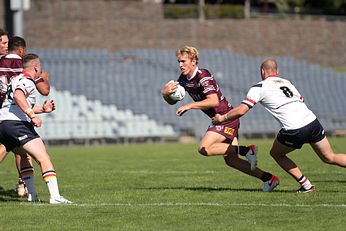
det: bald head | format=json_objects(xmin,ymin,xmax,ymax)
[{"xmin": 261, "ymin": 59, "xmax": 278, "ymax": 79}]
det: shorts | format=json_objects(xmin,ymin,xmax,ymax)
[
  {"xmin": 277, "ymin": 119, "xmax": 326, "ymax": 149},
  {"xmin": 0, "ymin": 120, "xmax": 39, "ymax": 152},
  {"xmin": 207, "ymin": 118, "xmax": 240, "ymax": 141}
]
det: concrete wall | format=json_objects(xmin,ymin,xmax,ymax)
[{"xmin": 0, "ymin": 0, "xmax": 345, "ymax": 68}]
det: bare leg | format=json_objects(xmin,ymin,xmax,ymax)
[
  {"xmin": 21, "ymin": 138, "xmax": 71, "ymax": 204},
  {"xmin": 0, "ymin": 144, "xmax": 8, "ymax": 163},
  {"xmin": 270, "ymin": 138, "xmax": 301, "ymax": 180},
  {"xmin": 198, "ymin": 131, "xmax": 269, "ymax": 179},
  {"xmin": 310, "ymin": 137, "xmax": 346, "ymax": 167},
  {"xmin": 21, "ymin": 138, "xmax": 54, "ymax": 173}
]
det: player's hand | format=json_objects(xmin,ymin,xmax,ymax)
[
  {"xmin": 42, "ymin": 100, "xmax": 56, "ymax": 113},
  {"xmin": 31, "ymin": 117, "xmax": 42, "ymax": 127},
  {"xmin": 211, "ymin": 113, "xmax": 224, "ymax": 125},
  {"xmin": 40, "ymin": 71, "xmax": 49, "ymax": 82},
  {"xmin": 176, "ymin": 104, "xmax": 191, "ymax": 116},
  {"xmin": 161, "ymin": 80, "xmax": 179, "ymax": 96}
]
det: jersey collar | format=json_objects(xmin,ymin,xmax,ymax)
[
  {"xmin": 5, "ymin": 53, "xmax": 22, "ymax": 59},
  {"xmin": 187, "ymin": 66, "xmax": 198, "ymax": 80},
  {"xmin": 267, "ymin": 74, "xmax": 279, "ymax": 78},
  {"xmin": 22, "ymin": 71, "xmax": 35, "ymax": 80}
]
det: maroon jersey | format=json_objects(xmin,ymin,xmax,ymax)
[
  {"xmin": 0, "ymin": 54, "xmax": 23, "ymax": 105},
  {"xmin": 177, "ymin": 68, "xmax": 234, "ymax": 118}
]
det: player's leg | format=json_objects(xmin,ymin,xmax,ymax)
[
  {"xmin": 14, "ymin": 151, "xmax": 28, "ymax": 197},
  {"xmin": 13, "ymin": 148, "xmax": 37, "ymax": 200},
  {"xmin": 270, "ymin": 138, "xmax": 314, "ymax": 192},
  {"xmin": 198, "ymin": 131, "xmax": 235, "ymax": 156},
  {"xmin": 310, "ymin": 137, "xmax": 346, "ymax": 167},
  {"xmin": 21, "ymin": 138, "xmax": 71, "ymax": 204},
  {"xmin": 0, "ymin": 143, "xmax": 8, "ymax": 162},
  {"xmin": 199, "ymin": 131, "xmax": 279, "ymax": 191}
]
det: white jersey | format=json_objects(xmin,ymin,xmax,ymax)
[
  {"xmin": 242, "ymin": 76, "xmax": 316, "ymax": 130},
  {"xmin": 0, "ymin": 73, "xmax": 37, "ymax": 122}
]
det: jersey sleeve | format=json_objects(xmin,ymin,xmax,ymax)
[
  {"xmin": 199, "ymin": 71, "xmax": 217, "ymax": 96},
  {"xmin": 241, "ymin": 83, "xmax": 262, "ymax": 108},
  {"xmin": 13, "ymin": 78, "xmax": 35, "ymax": 96}
]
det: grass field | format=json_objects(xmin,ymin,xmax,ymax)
[{"xmin": 0, "ymin": 137, "xmax": 346, "ymax": 230}]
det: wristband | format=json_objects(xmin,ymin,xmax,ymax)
[{"xmin": 25, "ymin": 108, "xmax": 37, "ymax": 119}]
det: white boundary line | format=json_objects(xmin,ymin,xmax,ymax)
[{"xmin": 21, "ymin": 202, "xmax": 346, "ymax": 208}]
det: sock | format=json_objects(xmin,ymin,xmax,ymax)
[
  {"xmin": 297, "ymin": 175, "xmax": 313, "ymax": 190},
  {"xmin": 20, "ymin": 166, "xmax": 37, "ymax": 196},
  {"xmin": 42, "ymin": 170, "xmax": 61, "ymax": 199},
  {"xmin": 237, "ymin": 146, "xmax": 250, "ymax": 156},
  {"xmin": 260, "ymin": 172, "xmax": 273, "ymax": 182}
]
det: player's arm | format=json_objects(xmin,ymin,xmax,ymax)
[
  {"xmin": 212, "ymin": 103, "xmax": 250, "ymax": 125},
  {"xmin": 35, "ymin": 71, "xmax": 50, "ymax": 96},
  {"xmin": 13, "ymin": 89, "xmax": 42, "ymax": 127},
  {"xmin": 161, "ymin": 80, "xmax": 179, "ymax": 105},
  {"xmin": 33, "ymin": 100, "xmax": 56, "ymax": 114},
  {"xmin": 176, "ymin": 93, "xmax": 218, "ymax": 116}
]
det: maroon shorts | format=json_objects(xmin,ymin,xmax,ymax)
[{"xmin": 207, "ymin": 119, "xmax": 240, "ymax": 141}]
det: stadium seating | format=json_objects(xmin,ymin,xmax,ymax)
[
  {"xmin": 35, "ymin": 87, "xmax": 176, "ymax": 141},
  {"xmin": 31, "ymin": 48, "xmax": 346, "ymax": 140}
]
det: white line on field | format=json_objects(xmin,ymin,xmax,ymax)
[{"xmin": 23, "ymin": 202, "xmax": 346, "ymax": 208}]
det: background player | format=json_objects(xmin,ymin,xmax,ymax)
[
  {"xmin": 162, "ymin": 46, "xmax": 279, "ymax": 192},
  {"xmin": 212, "ymin": 58, "xmax": 346, "ymax": 192},
  {"xmin": 0, "ymin": 53, "xmax": 71, "ymax": 204},
  {"xmin": 0, "ymin": 35, "xmax": 51, "ymax": 197}
]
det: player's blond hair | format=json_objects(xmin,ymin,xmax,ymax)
[{"xmin": 176, "ymin": 46, "xmax": 199, "ymax": 64}]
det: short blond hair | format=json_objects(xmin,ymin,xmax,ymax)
[{"xmin": 176, "ymin": 45, "xmax": 199, "ymax": 64}]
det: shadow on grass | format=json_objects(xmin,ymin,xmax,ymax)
[
  {"xmin": 140, "ymin": 186, "xmax": 294, "ymax": 193},
  {"xmin": 0, "ymin": 186, "xmax": 22, "ymax": 202}
]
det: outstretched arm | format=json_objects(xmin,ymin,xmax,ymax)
[
  {"xmin": 33, "ymin": 100, "xmax": 56, "ymax": 114},
  {"xmin": 212, "ymin": 103, "xmax": 250, "ymax": 124},
  {"xmin": 176, "ymin": 93, "xmax": 219, "ymax": 116}
]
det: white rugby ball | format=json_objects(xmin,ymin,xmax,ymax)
[{"xmin": 169, "ymin": 85, "xmax": 186, "ymax": 101}]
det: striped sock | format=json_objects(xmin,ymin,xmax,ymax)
[
  {"xmin": 20, "ymin": 166, "xmax": 36, "ymax": 196},
  {"xmin": 297, "ymin": 175, "xmax": 313, "ymax": 190},
  {"xmin": 42, "ymin": 170, "xmax": 60, "ymax": 199}
]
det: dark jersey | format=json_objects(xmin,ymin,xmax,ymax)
[
  {"xmin": 0, "ymin": 54, "xmax": 23, "ymax": 104},
  {"xmin": 177, "ymin": 68, "xmax": 235, "ymax": 118}
]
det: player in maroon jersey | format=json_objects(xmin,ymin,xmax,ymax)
[
  {"xmin": 0, "ymin": 29, "xmax": 10, "ymax": 169},
  {"xmin": 0, "ymin": 35, "xmax": 51, "ymax": 197},
  {"xmin": 162, "ymin": 46, "xmax": 279, "ymax": 192},
  {"xmin": 0, "ymin": 29, "xmax": 9, "ymax": 58}
]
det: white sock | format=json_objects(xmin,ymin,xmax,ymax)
[
  {"xmin": 298, "ymin": 175, "xmax": 313, "ymax": 190},
  {"xmin": 42, "ymin": 170, "xmax": 61, "ymax": 199}
]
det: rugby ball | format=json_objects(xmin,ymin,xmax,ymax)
[{"xmin": 169, "ymin": 85, "xmax": 185, "ymax": 101}]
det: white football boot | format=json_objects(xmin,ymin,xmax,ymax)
[{"xmin": 49, "ymin": 196, "xmax": 72, "ymax": 205}]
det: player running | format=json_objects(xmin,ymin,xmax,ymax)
[
  {"xmin": 212, "ymin": 58, "xmax": 346, "ymax": 192},
  {"xmin": 161, "ymin": 46, "xmax": 279, "ymax": 192}
]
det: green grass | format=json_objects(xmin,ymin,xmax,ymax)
[{"xmin": 1, "ymin": 138, "xmax": 346, "ymax": 230}]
